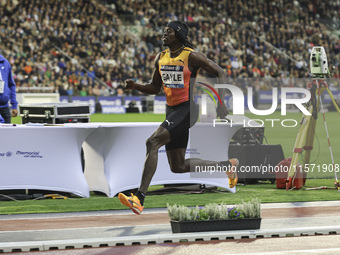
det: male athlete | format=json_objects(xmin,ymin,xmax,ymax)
[{"xmin": 118, "ymin": 21, "xmax": 239, "ymax": 215}]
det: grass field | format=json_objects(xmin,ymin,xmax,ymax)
[{"xmin": 4, "ymin": 111, "xmax": 340, "ymax": 215}]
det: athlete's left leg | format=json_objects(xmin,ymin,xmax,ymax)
[{"xmin": 166, "ymin": 148, "xmax": 238, "ymax": 176}]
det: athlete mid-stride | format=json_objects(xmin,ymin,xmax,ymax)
[{"xmin": 118, "ymin": 21, "xmax": 239, "ymax": 215}]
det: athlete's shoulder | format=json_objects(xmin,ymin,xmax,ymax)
[
  {"xmin": 188, "ymin": 50, "xmax": 209, "ymax": 69},
  {"xmin": 188, "ymin": 50, "xmax": 206, "ymax": 60},
  {"xmin": 159, "ymin": 49, "xmax": 169, "ymax": 58},
  {"xmin": 183, "ymin": 47, "xmax": 195, "ymax": 53},
  {"xmin": 161, "ymin": 49, "xmax": 170, "ymax": 55}
]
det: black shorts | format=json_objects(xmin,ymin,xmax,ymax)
[{"xmin": 160, "ymin": 101, "xmax": 198, "ymax": 150}]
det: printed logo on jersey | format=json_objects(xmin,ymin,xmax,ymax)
[{"xmin": 160, "ymin": 65, "xmax": 184, "ymax": 88}]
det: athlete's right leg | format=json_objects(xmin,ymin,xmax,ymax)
[
  {"xmin": 139, "ymin": 126, "xmax": 170, "ymax": 193},
  {"xmin": 118, "ymin": 126, "xmax": 170, "ymax": 214}
]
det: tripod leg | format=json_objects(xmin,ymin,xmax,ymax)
[
  {"xmin": 322, "ymin": 87, "xmax": 340, "ymax": 189},
  {"xmin": 303, "ymin": 84, "xmax": 320, "ymax": 169},
  {"xmin": 301, "ymin": 114, "xmax": 317, "ymax": 183},
  {"xmin": 287, "ymin": 108, "xmax": 314, "ymax": 190}
]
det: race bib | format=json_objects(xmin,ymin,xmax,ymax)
[{"xmin": 160, "ymin": 65, "xmax": 184, "ymax": 88}]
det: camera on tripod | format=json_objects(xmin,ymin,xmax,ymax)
[{"xmin": 310, "ymin": 46, "xmax": 329, "ymax": 75}]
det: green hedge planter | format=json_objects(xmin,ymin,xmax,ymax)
[{"xmin": 170, "ymin": 218, "xmax": 262, "ymax": 233}]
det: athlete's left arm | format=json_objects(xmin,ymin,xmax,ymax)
[{"xmin": 188, "ymin": 51, "xmax": 229, "ymax": 118}]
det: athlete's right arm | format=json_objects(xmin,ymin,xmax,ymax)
[{"xmin": 124, "ymin": 53, "xmax": 162, "ymax": 94}]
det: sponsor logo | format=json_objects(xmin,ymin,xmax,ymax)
[
  {"xmin": 161, "ymin": 65, "xmax": 183, "ymax": 71},
  {"xmin": 165, "ymin": 120, "xmax": 173, "ymax": 126},
  {"xmin": 164, "ymin": 83, "xmax": 184, "ymax": 88},
  {"xmin": 0, "ymin": 151, "xmax": 13, "ymax": 157},
  {"xmin": 16, "ymin": 151, "xmax": 43, "ymax": 158},
  {"xmin": 186, "ymin": 148, "xmax": 200, "ymax": 155},
  {"xmin": 158, "ymin": 148, "xmax": 200, "ymax": 155}
]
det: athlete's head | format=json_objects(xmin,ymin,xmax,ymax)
[{"xmin": 163, "ymin": 20, "xmax": 193, "ymax": 48}]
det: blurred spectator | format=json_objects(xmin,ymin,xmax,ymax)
[
  {"xmin": 100, "ymin": 85, "xmax": 110, "ymax": 97},
  {"xmin": 92, "ymin": 83, "xmax": 101, "ymax": 97},
  {"xmin": 0, "ymin": 0, "xmax": 339, "ymax": 97},
  {"xmin": 79, "ymin": 86, "xmax": 88, "ymax": 96}
]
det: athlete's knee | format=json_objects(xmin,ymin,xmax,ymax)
[
  {"xmin": 146, "ymin": 136, "xmax": 162, "ymax": 152},
  {"xmin": 169, "ymin": 162, "xmax": 187, "ymax": 173},
  {"xmin": 146, "ymin": 128, "xmax": 170, "ymax": 151}
]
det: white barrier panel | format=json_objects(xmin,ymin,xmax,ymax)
[
  {"xmin": 83, "ymin": 122, "xmax": 242, "ymax": 197},
  {"xmin": 0, "ymin": 122, "xmax": 241, "ymax": 197},
  {"xmin": 0, "ymin": 123, "xmax": 97, "ymax": 197},
  {"xmin": 17, "ymin": 93, "xmax": 60, "ymax": 104}
]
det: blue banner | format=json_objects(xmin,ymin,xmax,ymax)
[
  {"xmin": 125, "ymin": 96, "xmax": 142, "ymax": 113},
  {"xmin": 60, "ymin": 96, "xmax": 126, "ymax": 114},
  {"xmin": 98, "ymin": 96, "xmax": 125, "ymax": 114},
  {"xmin": 69, "ymin": 96, "xmax": 96, "ymax": 113},
  {"xmin": 60, "ymin": 96, "xmax": 70, "ymax": 103},
  {"xmin": 323, "ymin": 90, "xmax": 340, "ymax": 104},
  {"xmin": 258, "ymin": 90, "xmax": 308, "ymax": 104},
  {"xmin": 153, "ymin": 96, "xmax": 166, "ymax": 114}
]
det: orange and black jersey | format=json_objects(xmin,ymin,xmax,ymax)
[{"xmin": 158, "ymin": 47, "xmax": 200, "ymax": 106}]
